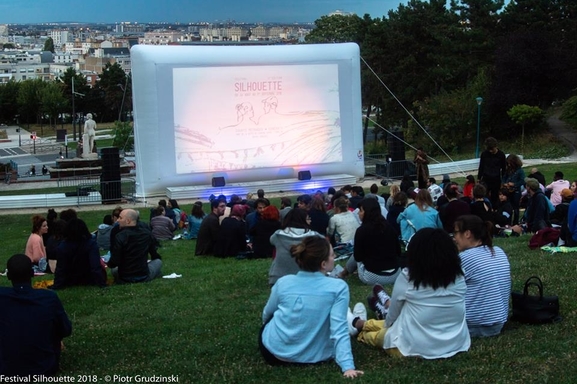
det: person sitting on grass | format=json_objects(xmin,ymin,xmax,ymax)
[
  {"xmin": 348, "ymin": 228, "xmax": 470, "ymax": 359},
  {"xmin": 195, "ymin": 199, "xmax": 226, "ymax": 256},
  {"xmin": 327, "ymin": 197, "xmax": 360, "ymax": 245},
  {"xmin": 52, "ymin": 218, "xmax": 106, "ymax": 289},
  {"xmin": 25, "ymin": 214, "xmax": 48, "ymax": 270},
  {"xmin": 185, "ymin": 201, "xmax": 206, "ymax": 240},
  {"xmin": 0, "ymin": 254, "xmax": 72, "ymax": 375},
  {"xmin": 214, "ymin": 204, "xmax": 249, "ymax": 258},
  {"xmin": 96, "ymin": 214, "xmax": 114, "ymax": 251},
  {"xmin": 260, "ymin": 237, "xmax": 364, "ymax": 379},
  {"xmin": 109, "ymin": 209, "xmax": 162, "ymax": 284},
  {"xmin": 512, "ymin": 178, "xmax": 551, "ymax": 235},
  {"xmin": 150, "ymin": 205, "xmax": 176, "ymax": 240},
  {"xmin": 339, "ymin": 198, "xmax": 400, "ymax": 286},
  {"xmin": 268, "ymin": 209, "xmax": 323, "ymax": 286},
  {"xmin": 250, "ymin": 205, "xmax": 281, "ymax": 259},
  {"xmin": 453, "ymin": 215, "xmax": 511, "ymax": 337}
]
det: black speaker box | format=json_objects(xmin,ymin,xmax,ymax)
[
  {"xmin": 298, "ymin": 171, "xmax": 312, "ymax": 180},
  {"xmin": 212, "ymin": 177, "xmax": 225, "ymax": 187},
  {"xmin": 100, "ymin": 180, "xmax": 121, "ymax": 202},
  {"xmin": 388, "ymin": 132, "xmax": 405, "ymax": 161}
]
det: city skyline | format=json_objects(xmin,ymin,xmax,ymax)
[{"xmin": 0, "ymin": 0, "xmax": 407, "ymax": 24}]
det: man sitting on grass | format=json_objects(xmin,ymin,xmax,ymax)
[
  {"xmin": 195, "ymin": 199, "xmax": 227, "ymax": 255},
  {"xmin": 0, "ymin": 254, "xmax": 72, "ymax": 375},
  {"xmin": 109, "ymin": 209, "xmax": 162, "ymax": 283}
]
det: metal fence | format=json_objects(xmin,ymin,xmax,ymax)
[
  {"xmin": 59, "ymin": 176, "xmax": 136, "ymax": 205},
  {"xmin": 365, "ymin": 154, "xmax": 416, "ymax": 181}
]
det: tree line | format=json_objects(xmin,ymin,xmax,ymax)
[
  {"xmin": 0, "ymin": 62, "xmax": 131, "ymax": 129},
  {"xmin": 305, "ymin": 0, "xmax": 577, "ymax": 154}
]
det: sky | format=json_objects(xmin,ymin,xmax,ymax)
[{"xmin": 0, "ymin": 0, "xmax": 408, "ymax": 24}]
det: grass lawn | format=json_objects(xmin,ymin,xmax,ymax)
[{"xmin": 0, "ymin": 165, "xmax": 576, "ymax": 382}]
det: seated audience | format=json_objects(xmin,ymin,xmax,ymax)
[
  {"xmin": 246, "ymin": 198, "xmax": 269, "ymax": 233},
  {"xmin": 168, "ymin": 199, "xmax": 186, "ymax": 228},
  {"xmin": 349, "ymin": 228, "xmax": 470, "ymax": 358},
  {"xmin": 492, "ymin": 188, "xmax": 513, "ymax": 228},
  {"xmin": 185, "ymin": 201, "xmax": 206, "ymax": 239},
  {"xmin": 349, "ymin": 186, "xmax": 364, "ymax": 209},
  {"xmin": 502, "ymin": 154, "xmax": 525, "ymax": 224},
  {"xmin": 546, "ymin": 171, "xmax": 570, "ymax": 206},
  {"xmin": 53, "ymin": 218, "xmax": 106, "ymax": 289},
  {"xmin": 25, "ymin": 215, "xmax": 48, "ymax": 269},
  {"xmin": 0, "ymin": 254, "xmax": 72, "ymax": 375},
  {"xmin": 386, "ymin": 192, "xmax": 408, "ymax": 237},
  {"xmin": 427, "ymin": 177, "xmax": 443, "ymax": 205},
  {"xmin": 59, "ymin": 208, "xmax": 77, "ymax": 222},
  {"xmin": 43, "ymin": 208, "xmax": 58, "ymax": 245},
  {"xmin": 462, "ymin": 175, "xmax": 476, "ymax": 202},
  {"xmin": 399, "ymin": 172, "xmax": 414, "ymax": 196},
  {"xmin": 308, "ymin": 196, "xmax": 330, "ymax": 236},
  {"xmin": 439, "ymin": 183, "xmax": 470, "ymax": 234},
  {"xmin": 398, "ymin": 189, "xmax": 443, "ymax": 242},
  {"xmin": 214, "ymin": 204, "xmax": 249, "ymax": 258},
  {"xmin": 96, "ymin": 214, "xmax": 114, "ymax": 250},
  {"xmin": 365, "ymin": 183, "xmax": 386, "ymax": 206},
  {"xmin": 109, "ymin": 206, "xmax": 124, "ymax": 250},
  {"xmin": 109, "ymin": 209, "xmax": 162, "ymax": 283},
  {"xmin": 386, "ymin": 185, "xmax": 400, "ymax": 211},
  {"xmin": 328, "ymin": 197, "xmax": 360, "ymax": 244},
  {"xmin": 279, "ymin": 197, "xmax": 292, "ymax": 223},
  {"xmin": 150, "ymin": 205, "xmax": 176, "ymax": 240},
  {"xmin": 551, "ymin": 188, "xmax": 573, "ymax": 226},
  {"xmin": 268, "ymin": 209, "xmax": 323, "ymax": 286},
  {"xmin": 469, "ymin": 184, "xmax": 493, "ymax": 223},
  {"xmin": 565, "ymin": 193, "xmax": 577, "ymax": 246},
  {"xmin": 513, "ymin": 178, "xmax": 551, "ymax": 235},
  {"xmin": 260, "ymin": 237, "xmax": 363, "ymax": 379},
  {"xmin": 46, "ymin": 219, "xmax": 66, "ymax": 273},
  {"xmin": 250, "ymin": 205, "xmax": 281, "ymax": 259},
  {"xmin": 195, "ymin": 199, "xmax": 226, "ymax": 256},
  {"xmin": 453, "ymin": 215, "xmax": 511, "ymax": 337},
  {"xmin": 528, "ymin": 167, "xmax": 546, "ymax": 187},
  {"xmin": 340, "ymin": 198, "xmax": 400, "ymax": 285}
]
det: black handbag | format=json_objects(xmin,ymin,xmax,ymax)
[{"xmin": 511, "ymin": 276, "xmax": 561, "ymax": 324}]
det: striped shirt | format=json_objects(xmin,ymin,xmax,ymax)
[{"xmin": 459, "ymin": 246, "xmax": 511, "ymax": 326}]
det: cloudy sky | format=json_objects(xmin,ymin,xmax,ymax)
[{"xmin": 0, "ymin": 0, "xmax": 408, "ymax": 24}]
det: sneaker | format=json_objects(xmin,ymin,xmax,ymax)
[
  {"xmin": 373, "ymin": 284, "xmax": 391, "ymax": 306},
  {"xmin": 347, "ymin": 307, "xmax": 359, "ymax": 336},
  {"xmin": 353, "ymin": 302, "xmax": 367, "ymax": 322},
  {"xmin": 374, "ymin": 301, "xmax": 388, "ymax": 320}
]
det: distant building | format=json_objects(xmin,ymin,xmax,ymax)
[
  {"xmin": 49, "ymin": 30, "xmax": 71, "ymax": 49},
  {"xmin": 138, "ymin": 30, "xmax": 183, "ymax": 45}
]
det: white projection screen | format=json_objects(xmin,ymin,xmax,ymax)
[{"xmin": 130, "ymin": 43, "xmax": 364, "ymax": 197}]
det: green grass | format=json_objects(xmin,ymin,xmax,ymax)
[{"xmin": 1, "ymin": 202, "xmax": 576, "ymax": 382}]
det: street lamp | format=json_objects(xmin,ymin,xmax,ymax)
[{"xmin": 475, "ymin": 96, "xmax": 483, "ymax": 158}]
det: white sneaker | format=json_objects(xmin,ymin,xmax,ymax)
[
  {"xmin": 347, "ymin": 307, "xmax": 359, "ymax": 336},
  {"xmin": 353, "ymin": 302, "xmax": 367, "ymax": 321}
]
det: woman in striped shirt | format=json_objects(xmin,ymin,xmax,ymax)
[{"xmin": 453, "ymin": 215, "xmax": 511, "ymax": 337}]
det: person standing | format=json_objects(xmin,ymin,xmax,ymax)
[
  {"xmin": 477, "ymin": 137, "xmax": 506, "ymax": 208},
  {"xmin": 0, "ymin": 254, "xmax": 72, "ymax": 375},
  {"xmin": 414, "ymin": 147, "xmax": 430, "ymax": 189}
]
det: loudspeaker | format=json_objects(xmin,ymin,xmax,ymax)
[
  {"xmin": 298, "ymin": 170, "xmax": 311, "ymax": 180},
  {"xmin": 212, "ymin": 177, "xmax": 225, "ymax": 187},
  {"xmin": 388, "ymin": 131, "xmax": 405, "ymax": 161},
  {"xmin": 101, "ymin": 147, "xmax": 120, "ymax": 181},
  {"xmin": 100, "ymin": 180, "xmax": 121, "ymax": 203}
]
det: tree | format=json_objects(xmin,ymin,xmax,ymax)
[
  {"xmin": 17, "ymin": 79, "xmax": 46, "ymax": 127},
  {"xmin": 560, "ymin": 96, "xmax": 577, "ymax": 127},
  {"xmin": 112, "ymin": 121, "xmax": 134, "ymax": 151},
  {"xmin": 507, "ymin": 104, "xmax": 544, "ymax": 155},
  {"xmin": 0, "ymin": 80, "xmax": 20, "ymax": 124},
  {"xmin": 305, "ymin": 14, "xmax": 366, "ymax": 43},
  {"xmin": 95, "ymin": 62, "xmax": 129, "ymax": 122},
  {"xmin": 43, "ymin": 37, "xmax": 55, "ymax": 53},
  {"xmin": 59, "ymin": 67, "xmax": 90, "ymax": 117},
  {"xmin": 41, "ymin": 82, "xmax": 67, "ymax": 128}
]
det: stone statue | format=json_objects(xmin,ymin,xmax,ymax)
[{"xmin": 82, "ymin": 113, "xmax": 96, "ymax": 158}]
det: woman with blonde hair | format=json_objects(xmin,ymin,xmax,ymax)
[
  {"xmin": 397, "ymin": 189, "xmax": 442, "ymax": 243},
  {"xmin": 260, "ymin": 236, "xmax": 363, "ymax": 378},
  {"xmin": 386, "ymin": 184, "xmax": 400, "ymax": 210}
]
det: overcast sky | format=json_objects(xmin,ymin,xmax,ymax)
[{"xmin": 0, "ymin": 0, "xmax": 411, "ymax": 24}]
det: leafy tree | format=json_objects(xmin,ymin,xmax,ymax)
[
  {"xmin": 560, "ymin": 96, "xmax": 577, "ymax": 126},
  {"xmin": 17, "ymin": 79, "xmax": 46, "ymax": 127},
  {"xmin": 305, "ymin": 14, "xmax": 366, "ymax": 43},
  {"xmin": 59, "ymin": 67, "xmax": 90, "ymax": 115},
  {"xmin": 95, "ymin": 62, "xmax": 129, "ymax": 122},
  {"xmin": 43, "ymin": 37, "xmax": 55, "ymax": 53},
  {"xmin": 0, "ymin": 80, "xmax": 20, "ymax": 124},
  {"xmin": 41, "ymin": 82, "xmax": 67, "ymax": 128},
  {"xmin": 112, "ymin": 121, "xmax": 134, "ymax": 151},
  {"xmin": 507, "ymin": 104, "xmax": 545, "ymax": 154}
]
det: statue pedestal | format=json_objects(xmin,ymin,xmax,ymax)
[{"xmin": 82, "ymin": 153, "xmax": 98, "ymax": 160}]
